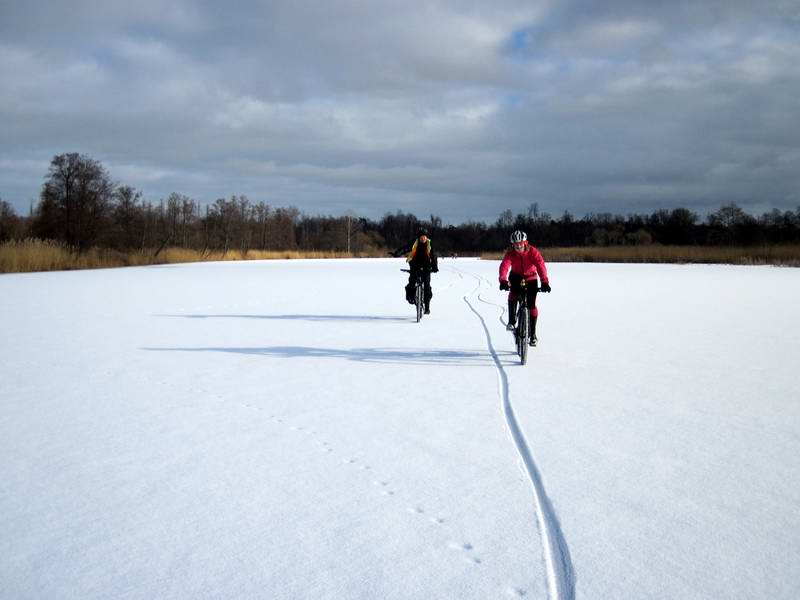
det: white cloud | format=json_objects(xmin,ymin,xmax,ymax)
[{"xmin": 574, "ymin": 19, "xmax": 661, "ymax": 49}]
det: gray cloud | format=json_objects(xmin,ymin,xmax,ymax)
[{"xmin": 1, "ymin": 0, "xmax": 798, "ymax": 222}]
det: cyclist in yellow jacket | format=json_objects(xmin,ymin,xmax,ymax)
[{"xmin": 390, "ymin": 228, "xmax": 439, "ymax": 314}]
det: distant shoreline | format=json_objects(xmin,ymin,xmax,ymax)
[
  {"xmin": 483, "ymin": 245, "xmax": 800, "ymax": 267},
  {"xmin": 2, "ymin": 239, "xmax": 799, "ymax": 274}
]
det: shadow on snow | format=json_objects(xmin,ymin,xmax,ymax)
[
  {"xmin": 156, "ymin": 313, "xmax": 410, "ymax": 323},
  {"xmin": 142, "ymin": 345, "xmax": 516, "ymax": 367}
]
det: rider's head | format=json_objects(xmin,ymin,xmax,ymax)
[
  {"xmin": 510, "ymin": 230, "xmax": 528, "ymax": 252},
  {"xmin": 417, "ymin": 227, "xmax": 429, "ymax": 241}
]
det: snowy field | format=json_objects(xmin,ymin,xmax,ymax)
[{"xmin": 1, "ymin": 258, "xmax": 799, "ymax": 600}]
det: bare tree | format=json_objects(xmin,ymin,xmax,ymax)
[
  {"xmin": 180, "ymin": 195, "xmax": 196, "ymax": 248},
  {"xmin": 343, "ymin": 210, "xmax": 362, "ymax": 254},
  {"xmin": 235, "ymin": 195, "xmax": 252, "ymax": 255},
  {"xmin": 253, "ymin": 201, "xmax": 271, "ymax": 249},
  {"xmin": 112, "ymin": 185, "xmax": 143, "ymax": 249},
  {"xmin": 35, "ymin": 153, "xmax": 115, "ymax": 250},
  {"xmin": 266, "ymin": 207, "xmax": 299, "ymax": 250},
  {"xmin": 208, "ymin": 197, "xmax": 238, "ymax": 254},
  {"xmin": 0, "ymin": 199, "xmax": 24, "ymax": 241},
  {"xmin": 497, "ymin": 208, "xmax": 514, "ymax": 230},
  {"xmin": 708, "ymin": 203, "xmax": 751, "ymax": 228}
]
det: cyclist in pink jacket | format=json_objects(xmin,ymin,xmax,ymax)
[{"xmin": 499, "ymin": 230, "xmax": 551, "ymax": 345}]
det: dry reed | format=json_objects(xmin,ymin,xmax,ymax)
[
  {"xmin": 4, "ymin": 239, "xmax": 799, "ymax": 274},
  {"xmin": 481, "ymin": 244, "xmax": 800, "ymax": 266},
  {"xmin": 0, "ymin": 239, "xmax": 385, "ymax": 274}
]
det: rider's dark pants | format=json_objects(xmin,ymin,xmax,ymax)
[
  {"xmin": 508, "ymin": 272, "xmax": 539, "ymax": 318},
  {"xmin": 406, "ymin": 268, "xmax": 432, "ymax": 306}
]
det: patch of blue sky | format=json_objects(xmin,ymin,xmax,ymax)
[
  {"xmin": 500, "ymin": 93, "xmax": 526, "ymax": 109},
  {"xmin": 86, "ymin": 44, "xmax": 125, "ymax": 70},
  {"xmin": 501, "ymin": 27, "xmax": 582, "ymax": 76},
  {"xmin": 504, "ymin": 27, "xmax": 536, "ymax": 59}
]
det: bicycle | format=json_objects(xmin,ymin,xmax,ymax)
[
  {"xmin": 511, "ymin": 278, "xmax": 541, "ymax": 365},
  {"xmin": 401, "ymin": 268, "xmax": 430, "ymax": 322}
]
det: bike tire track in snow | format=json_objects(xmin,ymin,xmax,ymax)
[{"xmin": 454, "ymin": 267, "xmax": 575, "ymax": 600}]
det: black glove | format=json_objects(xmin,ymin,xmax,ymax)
[
  {"xmin": 499, "ymin": 280, "xmax": 510, "ymax": 291},
  {"xmin": 432, "ymin": 266, "xmax": 439, "ymax": 273},
  {"xmin": 540, "ymin": 281, "xmax": 551, "ymax": 293}
]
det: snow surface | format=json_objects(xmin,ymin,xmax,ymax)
[{"xmin": 1, "ymin": 258, "xmax": 799, "ymax": 599}]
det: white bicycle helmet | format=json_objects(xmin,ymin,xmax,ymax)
[{"xmin": 510, "ymin": 230, "xmax": 527, "ymax": 244}]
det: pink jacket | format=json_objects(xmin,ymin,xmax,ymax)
[{"xmin": 499, "ymin": 245, "xmax": 549, "ymax": 284}]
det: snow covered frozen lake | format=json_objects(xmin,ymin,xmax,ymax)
[{"xmin": 2, "ymin": 258, "xmax": 799, "ymax": 599}]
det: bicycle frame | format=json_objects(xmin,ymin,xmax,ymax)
[
  {"xmin": 511, "ymin": 278, "xmax": 541, "ymax": 365},
  {"xmin": 401, "ymin": 268, "xmax": 431, "ymax": 322}
]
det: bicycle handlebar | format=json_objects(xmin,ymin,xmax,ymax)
[{"xmin": 504, "ymin": 280, "xmax": 543, "ymax": 292}]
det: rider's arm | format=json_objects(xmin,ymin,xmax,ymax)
[
  {"xmin": 531, "ymin": 248, "xmax": 549, "ymax": 284},
  {"xmin": 498, "ymin": 250, "xmax": 513, "ymax": 282},
  {"xmin": 390, "ymin": 243, "xmax": 412, "ymax": 258}
]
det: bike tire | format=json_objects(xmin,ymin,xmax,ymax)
[
  {"xmin": 416, "ymin": 282, "xmax": 424, "ymax": 322},
  {"xmin": 518, "ymin": 305, "xmax": 529, "ymax": 365},
  {"xmin": 514, "ymin": 304, "xmax": 523, "ymax": 357}
]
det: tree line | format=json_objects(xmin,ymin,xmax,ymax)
[{"xmin": 2, "ymin": 152, "xmax": 799, "ymax": 254}]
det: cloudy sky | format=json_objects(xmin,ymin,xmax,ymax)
[{"xmin": 1, "ymin": 1, "xmax": 799, "ymax": 222}]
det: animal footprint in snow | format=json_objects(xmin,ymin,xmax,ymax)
[
  {"xmin": 407, "ymin": 507, "xmax": 425, "ymax": 515},
  {"xmin": 448, "ymin": 542, "xmax": 482, "ymax": 565},
  {"xmin": 358, "ymin": 465, "xmax": 371, "ymax": 471},
  {"xmin": 371, "ymin": 482, "xmax": 395, "ymax": 496},
  {"xmin": 343, "ymin": 458, "xmax": 357, "ymax": 464},
  {"xmin": 429, "ymin": 517, "xmax": 445, "ymax": 525},
  {"xmin": 505, "ymin": 587, "xmax": 527, "ymax": 597}
]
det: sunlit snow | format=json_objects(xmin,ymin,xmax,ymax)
[{"xmin": 2, "ymin": 258, "xmax": 798, "ymax": 599}]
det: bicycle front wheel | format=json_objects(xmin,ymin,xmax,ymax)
[
  {"xmin": 416, "ymin": 283, "xmax": 424, "ymax": 322},
  {"xmin": 518, "ymin": 306, "xmax": 529, "ymax": 365}
]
